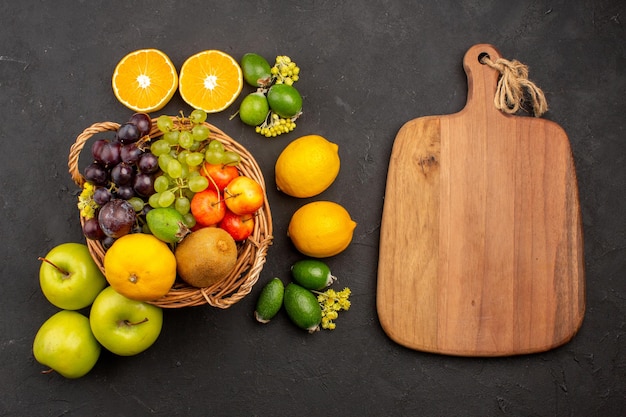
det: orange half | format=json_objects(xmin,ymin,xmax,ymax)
[
  {"xmin": 112, "ymin": 49, "xmax": 178, "ymax": 113},
  {"xmin": 178, "ymin": 50, "xmax": 243, "ymax": 113}
]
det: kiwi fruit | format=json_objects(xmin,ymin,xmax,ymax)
[{"xmin": 175, "ymin": 227, "xmax": 238, "ymax": 288}]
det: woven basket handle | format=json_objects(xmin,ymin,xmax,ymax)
[{"xmin": 68, "ymin": 121, "xmax": 121, "ymax": 187}]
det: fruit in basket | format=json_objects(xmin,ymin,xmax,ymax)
[
  {"xmin": 112, "ymin": 49, "xmax": 178, "ymax": 113},
  {"xmin": 241, "ymin": 53, "xmax": 272, "ymax": 88},
  {"xmin": 38, "ymin": 243, "xmax": 107, "ymax": 310},
  {"xmin": 239, "ymin": 92, "xmax": 270, "ymax": 126},
  {"xmin": 291, "ymin": 259, "xmax": 337, "ymax": 290},
  {"xmin": 288, "ymin": 201, "xmax": 356, "ymax": 258},
  {"xmin": 283, "ymin": 283, "xmax": 322, "ymax": 333},
  {"xmin": 33, "ymin": 310, "xmax": 101, "ymax": 379},
  {"xmin": 267, "ymin": 84, "xmax": 302, "ymax": 118},
  {"xmin": 103, "ymin": 233, "xmax": 176, "ymax": 301},
  {"xmin": 175, "ymin": 227, "xmax": 238, "ymax": 288},
  {"xmin": 275, "ymin": 134, "xmax": 340, "ymax": 198},
  {"xmin": 146, "ymin": 207, "xmax": 190, "ymax": 244},
  {"xmin": 191, "ymin": 188, "xmax": 226, "ymax": 227},
  {"xmin": 224, "ymin": 176, "xmax": 265, "ymax": 215},
  {"xmin": 98, "ymin": 199, "xmax": 137, "ymax": 238},
  {"xmin": 201, "ymin": 162, "xmax": 240, "ymax": 192},
  {"xmin": 254, "ymin": 278, "xmax": 285, "ymax": 323},
  {"xmin": 89, "ymin": 286, "xmax": 163, "ymax": 356},
  {"xmin": 178, "ymin": 50, "xmax": 243, "ymax": 113},
  {"xmin": 218, "ymin": 209, "xmax": 255, "ymax": 242}
]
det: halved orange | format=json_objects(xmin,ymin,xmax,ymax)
[
  {"xmin": 178, "ymin": 50, "xmax": 243, "ymax": 113},
  {"xmin": 112, "ymin": 49, "xmax": 178, "ymax": 113}
]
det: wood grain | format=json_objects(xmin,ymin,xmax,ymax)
[{"xmin": 377, "ymin": 44, "xmax": 585, "ymax": 356}]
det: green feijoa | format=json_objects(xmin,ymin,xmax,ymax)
[
  {"xmin": 146, "ymin": 207, "xmax": 190, "ymax": 244},
  {"xmin": 239, "ymin": 92, "xmax": 270, "ymax": 126},
  {"xmin": 291, "ymin": 259, "xmax": 336, "ymax": 290},
  {"xmin": 283, "ymin": 283, "xmax": 322, "ymax": 333},
  {"xmin": 267, "ymin": 84, "xmax": 303, "ymax": 118},
  {"xmin": 254, "ymin": 278, "xmax": 285, "ymax": 323},
  {"xmin": 241, "ymin": 53, "xmax": 272, "ymax": 87}
]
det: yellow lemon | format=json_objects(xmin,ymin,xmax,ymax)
[
  {"xmin": 103, "ymin": 233, "xmax": 177, "ymax": 301},
  {"xmin": 288, "ymin": 201, "xmax": 357, "ymax": 258},
  {"xmin": 275, "ymin": 135, "xmax": 340, "ymax": 198}
]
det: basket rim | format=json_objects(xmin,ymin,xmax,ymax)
[{"xmin": 69, "ymin": 116, "xmax": 273, "ymax": 308}]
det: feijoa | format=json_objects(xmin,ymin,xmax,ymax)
[
  {"xmin": 291, "ymin": 259, "xmax": 336, "ymax": 290},
  {"xmin": 241, "ymin": 53, "xmax": 272, "ymax": 87},
  {"xmin": 239, "ymin": 92, "xmax": 270, "ymax": 126},
  {"xmin": 267, "ymin": 84, "xmax": 302, "ymax": 118},
  {"xmin": 283, "ymin": 283, "xmax": 322, "ymax": 333},
  {"xmin": 146, "ymin": 207, "xmax": 190, "ymax": 244},
  {"xmin": 255, "ymin": 278, "xmax": 284, "ymax": 323}
]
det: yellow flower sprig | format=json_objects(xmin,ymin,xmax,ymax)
[
  {"xmin": 315, "ymin": 287, "xmax": 351, "ymax": 330},
  {"xmin": 77, "ymin": 182, "xmax": 99, "ymax": 219},
  {"xmin": 271, "ymin": 56, "xmax": 300, "ymax": 86}
]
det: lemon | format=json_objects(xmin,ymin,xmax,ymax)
[
  {"xmin": 283, "ymin": 283, "xmax": 322, "ymax": 333},
  {"xmin": 103, "ymin": 233, "xmax": 177, "ymax": 301},
  {"xmin": 254, "ymin": 278, "xmax": 285, "ymax": 323},
  {"xmin": 288, "ymin": 201, "xmax": 357, "ymax": 258},
  {"xmin": 275, "ymin": 135, "xmax": 340, "ymax": 198}
]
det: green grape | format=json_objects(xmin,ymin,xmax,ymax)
[
  {"xmin": 175, "ymin": 197, "xmax": 191, "ymax": 215},
  {"xmin": 158, "ymin": 190, "xmax": 176, "ymax": 207},
  {"xmin": 158, "ymin": 154, "xmax": 174, "ymax": 172},
  {"xmin": 189, "ymin": 141, "xmax": 201, "ymax": 151},
  {"xmin": 205, "ymin": 149, "xmax": 224, "ymax": 165},
  {"xmin": 180, "ymin": 161, "xmax": 190, "ymax": 178},
  {"xmin": 149, "ymin": 193, "xmax": 162, "ymax": 208},
  {"xmin": 179, "ymin": 130, "xmax": 194, "ymax": 149},
  {"xmin": 186, "ymin": 152, "xmax": 205, "ymax": 167},
  {"xmin": 189, "ymin": 109, "xmax": 208, "ymax": 124},
  {"xmin": 178, "ymin": 150, "xmax": 190, "ymax": 164},
  {"xmin": 188, "ymin": 175, "xmax": 209, "ymax": 193},
  {"xmin": 157, "ymin": 115, "xmax": 174, "ymax": 132},
  {"xmin": 164, "ymin": 130, "xmax": 180, "ymax": 145},
  {"xmin": 154, "ymin": 175, "xmax": 170, "ymax": 193},
  {"xmin": 128, "ymin": 197, "xmax": 145, "ymax": 212},
  {"xmin": 167, "ymin": 159, "xmax": 183, "ymax": 178},
  {"xmin": 151, "ymin": 139, "xmax": 171, "ymax": 156},
  {"xmin": 222, "ymin": 151, "xmax": 241, "ymax": 166},
  {"xmin": 182, "ymin": 212, "xmax": 196, "ymax": 228},
  {"xmin": 192, "ymin": 124, "xmax": 210, "ymax": 141},
  {"xmin": 208, "ymin": 139, "xmax": 225, "ymax": 153}
]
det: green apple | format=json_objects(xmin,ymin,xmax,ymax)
[
  {"xmin": 38, "ymin": 242, "xmax": 107, "ymax": 310},
  {"xmin": 33, "ymin": 310, "xmax": 101, "ymax": 379},
  {"xmin": 89, "ymin": 286, "xmax": 163, "ymax": 356}
]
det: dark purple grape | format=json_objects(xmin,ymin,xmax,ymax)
[
  {"xmin": 98, "ymin": 199, "xmax": 136, "ymax": 238},
  {"xmin": 82, "ymin": 217, "xmax": 105, "ymax": 240},
  {"xmin": 83, "ymin": 162, "xmax": 108, "ymax": 186},
  {"xmin": 137, "ymin": 152, "xmax": 159, "ymax": 174},
  {"xmin": 93, "ymin": 186, "xmax": 112, "ymax": 205},
  {"xmin": 91, "ymin": 139, "xmax": 108, "ymax": 161},
  {"xmin": 121, "ymin": 143, "xmax": 143, "ymax": 164},
  {"xmin": 128, "ymin": 112, "xmax": 152, "ymax": 137},
  {"xmin": 116, "ymin": 122, "xmax": 141, "ymax": 144},
  {"xmin": 133, "ymin": 173, "xmax": 155, "ymax": 197},
  {"xmin": 116, "ymin": 185, "xmax": 135, "ymax": 200},
  {"xmin": 95, "ymin": 141, "xmax": 122, "ymax": 168},
  {"xmin": 102, "ymin": 236, "xmax": 116, "ymax": 250},
  {"xmin": 110, "ymin": 162, "xmax": 134, "ymax": 186}
]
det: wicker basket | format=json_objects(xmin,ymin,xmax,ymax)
[{"xmin": 68, "ymin": 117, "xmax": 273, "ymax": 308}]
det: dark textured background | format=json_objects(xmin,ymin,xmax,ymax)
[{"xmin": 1, "ymin": 1, "xmax": 624, "ymax": 416}]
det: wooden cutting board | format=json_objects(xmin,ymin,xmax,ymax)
[{"xmin": 377, "ymin": 44, "xmax": 585, "ymax": 356}]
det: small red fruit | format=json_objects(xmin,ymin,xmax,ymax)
[
  {"xmin": 190, "ymin": 189, "xmax": 226, "ymax": 227},
  {"xmin": 201, "ymin": 162, "xmax": 239, "ymax": 191},
  {"xmin": 224, "ymin": 176, "xmax": 265, "ymax": 215},
  {"xmin": 219, "ymin": 209, "xmax": 255, "ymax": 241}
]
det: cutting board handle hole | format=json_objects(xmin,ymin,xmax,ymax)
[{"xmin": 478, "ymin": 52, "xmax": 490, "ymax": 64}]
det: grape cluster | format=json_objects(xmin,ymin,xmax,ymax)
[
  {"xmin": 148, "ymin": 110, "xmax": 240, "ymax": 228},
  {"xmin": 80, "ymin": 112, "xmax": 158, "ymax": 247}
]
